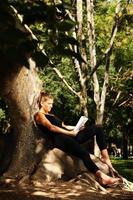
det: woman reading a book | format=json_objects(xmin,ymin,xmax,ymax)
[{"xmin": 35, "ymin": 91, "xmax": 121, "ymax": 186}]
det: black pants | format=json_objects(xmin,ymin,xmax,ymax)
[{"xmin": 52, "ymin": 125, "xmax": 107, "ymax": 174}]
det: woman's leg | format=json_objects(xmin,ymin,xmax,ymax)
[
  {"xmin": 75, "ymin": 124, "xmax": 107, "ymax": 150},
  {"xmin": 90, "ymin": 126, "xmax": 114, "ymax": 169},
  {"xmin": 76, "ymin": 125, "xmax": 113, "ymax": 170},
  {"xmin": 52, "ymin": 133, "xmax": 121, "ymax": 185},
  {"xmin": 53, "ymin": 133, "xmax": 99, "ymax": 174}
]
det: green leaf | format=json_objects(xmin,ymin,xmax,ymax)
[
  {"xmin": 56, "ymin": 20, "xmax": 76, "ymax": 31},
  {"xmin": 32, "ymin": 51, "xmax": 49, "ymax": 68},
  {"xmin": 0, "ymin": 27, "xmax": 30, "ymax": 45},
  {"xmin": 54, "ymin": 46, "xmax": 86, "ymax": 63},
  {"xmin": 5, "ymin": 47, "xmax": 29, "ymax": 68},
  {"xmin": 63, "ymin": 49, "xmax": 86, "ymax": 63},
  {"xmin": 19, "ymin": 40, "xmax": 38, "ymax": 53},
  {"xmin": 0, "ymin": 10, "xmax": 15, "ymax": 27},
  {"xmin": 58, "ymin": 34, "xmax": 79, "ymax": 46}
]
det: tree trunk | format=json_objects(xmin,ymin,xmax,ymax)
[
  {"xmin": 77, "ymin": 0, "xmax": 88, "ymax": 117},
  {"xmin": 79, "ymin": 92, "xmax": 88, "ymax": 117},
  {"xmin": 0, "ymin": 58, "xmax": 42, "ymax": 178},
  {"xmin": 71, "ymin": 0, "xmax": 88, "ymax": 117},
  {"xmin": 86, "ymin": 0, "xmax": 100, "ymax": 110},
  {"xmin": 123, "ymin": 131, "xmax": 128, "ymax": 159},
  {"xmin": 86, "ymin": 0, "xmax": 100, "ymax": 156},
  {"xmin": 86, "ymin": 0, "xmax": 122, "ymax": 156}
]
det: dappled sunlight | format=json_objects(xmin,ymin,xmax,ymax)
[
  {"xmin": 31, "ymin": 182, "xmax": 101, "ymax": 199},
  {"xmin": 27, "ymin": 169, "xmax": 133, "ymax": 199},
  {"xmin": 0, "ymin": 177, "xmax": 133, "ymax": 200}
]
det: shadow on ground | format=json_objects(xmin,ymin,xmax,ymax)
[{"xmin": 0, "ymin": 179, "xmax": 133, "ymax": 200}]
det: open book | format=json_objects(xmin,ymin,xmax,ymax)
[{"xmin": 74, "ymin": 116, "xmax": 88, "ymax": 132}]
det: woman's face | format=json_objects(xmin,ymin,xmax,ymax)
[{"xmin": 41, "ymin": 98, "xmax": 54, "ymax": 113}]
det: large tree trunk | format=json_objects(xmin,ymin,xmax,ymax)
[
  {"xmin": 0, "ymin": 58, "xmax": 42, "ymax": 178},
  {"xmin": 0, "ymin": 3, "xmax": 42, "ymax": 179}
]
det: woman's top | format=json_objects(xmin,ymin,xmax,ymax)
[
  {"xmin": 45, "ymin": 114, "xmax": 62, "ymax": 127},
  {"xmin": 37, "ymin": 114, "xmax": 63, "ymax": 138}
]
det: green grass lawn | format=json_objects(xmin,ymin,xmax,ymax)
[{"xmin": 111, "ymin": 157, "xmax": 133, "ymax": 182}]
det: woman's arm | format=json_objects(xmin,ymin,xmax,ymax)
[
  {"xmin": 62, "ymin": 122, "xmax": 75, "ymax": 130},
  {"xmin": 35, "ymin": 112, "xmax": 77, "ymax": 136}
]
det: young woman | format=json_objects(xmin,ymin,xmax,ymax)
[{"xmin": 35, "ymin": 92, "xmax": 121, "ymax": 186}]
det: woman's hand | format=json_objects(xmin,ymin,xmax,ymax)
[
  {"xmin": 79, "ymin": 125, "xmax": 85, "ymax": 131},
  {"xmin": 62, "ymin": 122, "xmax": 75, "ymax": 130},
  {"xmin": 68, "ymin": 130, "xmax": 78, "ymax": 137}
]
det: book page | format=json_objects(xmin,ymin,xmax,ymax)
[{"xmin": 74, "ymin": 116, "xmax": 88, "ymax": 132}]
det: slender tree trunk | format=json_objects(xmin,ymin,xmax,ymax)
[
  {"xmin": 86, "ymin": 0, "xmax": 100, "ymax": 155},
  {"xmin": 57, "ymin": 1, "xmax": 88, "ymax": 116},
  {"xmin": 123, "ymin": 130, "xmax": 128, "ymax": 159},
  {"xmin": 86, "ymin": 0, "xmax": 123, "ymax": 155},
  {"xmin": 72, "ymin": 0, "xmax": 88, "ymax": 117},
  {"xmin": 86, "ymin": 0, "xmax": 99, "ymax": 106}
]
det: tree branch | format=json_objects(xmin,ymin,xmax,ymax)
[
  {"xmin": 100, "ymin": 1, "xmax": 122, "ymax": 118},
  {"xmin": 10, "ymin": 5, "xmax": 79, "ymax": 97},
  {"xmin": 89, "ymin": 0, "xmax": 130, "ymax": 77},
  {"xmin": 52, "ymin": 66, "xmax": 80, "ymax": 97}
]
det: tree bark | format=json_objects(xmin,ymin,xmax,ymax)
[
  {"xmin": 76, "ymin": 0, "xmax": 88, "ymax": 117},
  {"xmin": 0, "ymin": 58, "xmax": 42, "ymax": 178},
  {"xmin": 86, "ymin": 0, "xmax": 101, "ymax": 156},
  {"xmin": 86, "ymin": 0, "xmax": 100, "ymax": 115},
  {"xmin": 123, "ymin": 130, "xmax": 128, "ymax": 159}
]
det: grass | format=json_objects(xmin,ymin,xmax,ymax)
[{"xmin": 111, "ymin": 157, "xmax": 133, "ymax": 182}]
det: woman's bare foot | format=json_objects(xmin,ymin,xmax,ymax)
[
  {"xmin": 101, "ymin": 157, "xmax": 113, "ymax": 168},
  {"xmin": 100, "ymin": 157, "xmax": 115, "ymax": 176},
  {"xmin": 100, "ymin": 149, "xmax": 117, "ymax": 177},
  {"xmin": 100, "ymin": 149, "xmax": 113, "ymax": 168},
  {"xmin": 96, "ymin": 170, "xmax": 121, "ymax": 186},
  {"xmin": 100, "ymin": 157, "xmax": 122, "ymax": 178}
]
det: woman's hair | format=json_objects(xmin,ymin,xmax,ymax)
[{"xmin": 37, "ymin": 91, "xmax": 53, "ymax": 108}]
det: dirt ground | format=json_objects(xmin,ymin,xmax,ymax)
[{"xmin": 0, "ymin": 178, "xmax": 133, "ymax": 200}]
